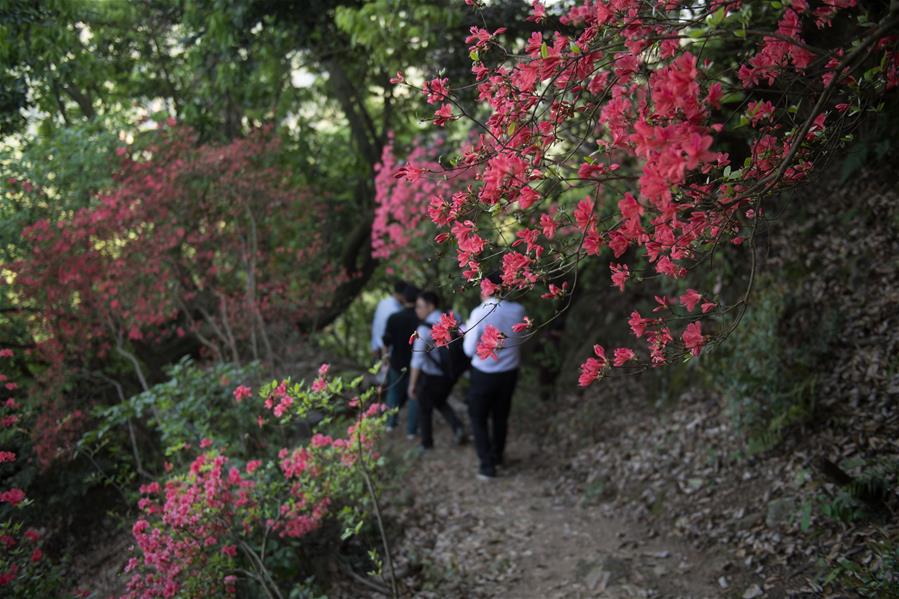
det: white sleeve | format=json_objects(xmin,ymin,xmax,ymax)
[
  {"xmin": 462, "ymin": 305, "xmax": 483, "ymax": 357},
  {"xmin": 370, "ymin": 301, "xmax": 387, "ymax": 351},
  {"xmin": 410, "ymin": 324, "xmax": 429, "ymax": 370}
]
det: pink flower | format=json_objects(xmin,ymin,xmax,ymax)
[
  {"xmin": 199, "ymin": 438, "xmax": 212, "ymax": 449},
  {"xmin": 480, "ymin": 277, "xmax": 500, "ymax": 297},
  {"xmin": 311, "ymin": 378, "xmax": 327, "ymax": 393},
  {"xmin": 221, "ymin": 545, "xmax": 237, "ymax": 557},
  {"xmin": 583, "ymin": 230, "xmax": 603, "ymax": 256},
  {"xmin": 578, "ymin": 358, "xmax": 603, "ymax": 387},
  {"xmin": 30, "ymin": 548, "xmax": 43, "ymax": 563},
  {"xmin": 233, "ymin": 385, "xmax": 252, "ymax": 402},
  {"xmin": 628, "ymin": 311, "xmax": 650, "ymax": 338},
  {"xmin": 311, "ymin": 433, "xmax": 333, "ymax": 448},
  {"xmin": 653, "ymin": 295, "xmax": 671, "ymax": 312},
  {"xmin": 0, "ymin": 451, "xmax": 15, "ymax": 463},
  {"xmin": 618, "ymin": 193, "xmax": 643, "ymax": 220},
  {"xmin": 0, "ymin": 563, "xmax": 19, "ymax": 585},
  {"xmin": 317, "ymin": 363, "xmax": 330, "ymax": 376},
  {"xmin": 613, "ymin": 348, "xmax": 636, "ymax": 367},
  {"xmin": 0, "ymin": 349, "xmax": 12, "ymax": 358},
  {"xmin": 0, "ymin": 488, "xmax": 25, "ymax": 506},
  {"xmin": 475, "ymin": 325, "xmax": 503, "ymax": 361},
  {"xmin": 610, "ymin": 263, "xmax": 630, "ymax": 292},
  {"xmin": 389, "ymin": 71, "xmax": 405, "ymax": 85},
  {"xmin": 578, "ymin": 346, "xmax": 608, "ymax": 387},
  {"xmin": 574, "ymin": 198, "xmax": 595, "ymax": 230},
  {"xmin": 431, "ymin": 313, "xmax": 457, "ymax": 347},
  {"xmin": 679, "ymin": 289, "xmax": 702, "ymax": 312},
  {"xmin": 138, "ymin": 481, "xmax": 160, "ymax": 495},
  {"xmin": 512, "ymin": 316, "xmax": 532, "ymax": 333},
  {"xmin": 540, "ymin": 213, "xmax": 557, "ymax": 239},
  {"xmin": 682, "ymin": 322, "xmax": 704, "ymax": 357},
  {"xmin": 701, "ymin": 301, "xmax": 717, "ymax": 313},
  {"xmin": 246, "ymin": 460, "xmax": 262, "ymax": 474},
  {"xmin": 528, "ymin": 0, "xmax": 546, "ymax": 22},
  {"xmin": 424, "ymin": 77, "xmax": 450, "ymax": 104},
  {"xmin": 433, "ymin": 103, "xmax": 455, "ymax": 127}
]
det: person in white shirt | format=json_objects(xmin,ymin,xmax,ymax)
[
  {"xmin": 462, "ymin": 272, "xmax": 526, "ymax": 480},
  {"xmin": 371, "ymin": 280, "xmax": 407, "ymax": 388},
  {"xmin": 408, "ymin": 290, "xmax": 466, "ymax": 450}
]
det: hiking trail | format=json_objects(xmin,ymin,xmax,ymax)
[{"xmin": 372, "ymin": 393, "xmax": 731, "ymax": 599}]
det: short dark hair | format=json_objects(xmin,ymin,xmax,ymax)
[
  {"xmin": 402, "ymin": 284, "xmax": 420, "ymax": 304},
  {"xmin": 418, "ymin": 290, "xmax": 441, "ymax": 310},
  {"xmin": 393, "ymin": 279, "xmax": 408, "ymax": 294},
  {"xmin": 485, "ymin": 271, "xmax": 502, "ymax": 286}
]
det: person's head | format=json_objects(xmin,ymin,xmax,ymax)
[
  {"xmin": 402, "ymin": 284, "xmax": 420, "ymax": 306},
  {"xmin": 481, "ymin": 271, "xmax": 503, "ymax": 300},
  {"xmin": 392, "ymin": 279, "xmax": 408, "ymax": 299},
  {"xmin": 415, "ymin": 290, "xmax": 441, "ymax": 320}
]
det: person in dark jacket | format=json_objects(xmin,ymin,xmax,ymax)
[{"xmin": 382, "ymin": 284, "xmax": 421, "ymax": 437}]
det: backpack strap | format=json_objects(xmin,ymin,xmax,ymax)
[{"xmin": 423, "ymin": 345, "xmax": 447, "ymax": 375}]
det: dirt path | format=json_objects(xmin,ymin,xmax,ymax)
[{"xmin": 380, "ymin": 395, "xmax": 729, "ymax": 599}]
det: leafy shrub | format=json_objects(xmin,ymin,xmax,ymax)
[
  {"xmin": 707, "ymin": 281, "xmax": 838, "ymax": 453},
  {"xmin": 119, "ymin": 363, "xmax": 389, "ymax": 599},
  {"xmin": 0, "ymin": 350, "xmax": 65, "ymax": 596},
  {"xmin": 82, "ymin": 358, "xmax": 265, "ymax": 469}
]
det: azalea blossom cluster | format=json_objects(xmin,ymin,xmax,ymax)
[
  {"xmin": 121, "ymin": 366, "xmax": 387, "ymax": 599},
  {"xmin": 385, "ymin": 0, "xmax": 898, "ymax": 385},
  {"xmin": 5, "ymin": 123, "xmax": 346, "ymax": 467},
  {"xmin": 0, "ymin": 350, "xmax": 54, "ymax": 592},
  {"xmin": 372, "ymin": 135, "xmax": 476, "ymax": 275}
]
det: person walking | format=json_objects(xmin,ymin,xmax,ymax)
[
  {"xmin": 371, "ymin": 280, "xmax": 406, "ymax": 358},
  {"xmin": 371, "ymin": 280, "xmax": 406, "ymax": 383},
  {"xmin": 381, "ymin": 284, "xmax": 421, "ymax": 437},
  {"xmin": 408, "ymin": 290, "xmax": 466, "ymax": 451},
  {"xmin": 462, "ymin": 272, "xmax": 526, "ymax": 480}
]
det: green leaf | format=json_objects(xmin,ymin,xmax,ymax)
[
  {"xmin": 799, "ymin": 501, "xmax": 812, "ymax": 532},
  {"xmin": 707, "ymin": 7, "xmax": 726, "ymax": 27},
  {"xmin": 540, "ymin": 42, "xmax": 549, "ymax": 59},
  {"xmin": 863, "ymin": 65, "xmax": 882, "ymax": 81}
]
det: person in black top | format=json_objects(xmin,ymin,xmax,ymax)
[{"xmin": 382, "ymin": 284, "xmax": 421, "ymax": 437}]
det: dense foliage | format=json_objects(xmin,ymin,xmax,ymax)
[{"xmin": 0, "ymin": 0, "xmax": 896, "ymax": 595}]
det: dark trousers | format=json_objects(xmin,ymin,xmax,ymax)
[
  {"xmin": 467, "ymin": 367, "xmax": 518, "ymax": 475},
  {"xmin": 418, "ymin": 373, "xmax": 463, "ymax": 449}
]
